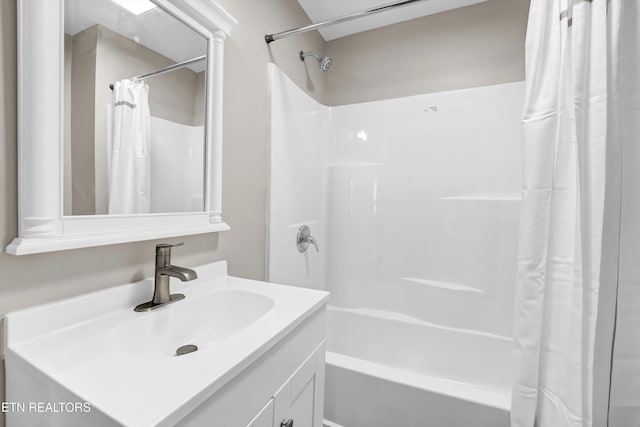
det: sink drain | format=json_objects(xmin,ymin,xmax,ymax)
[{"xmin": 176, "ymin": 344, "xmax": 198, "ymax": 356}]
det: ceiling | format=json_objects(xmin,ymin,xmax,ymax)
[
  {"xmin": 64, "ymin": 0, "xmax": 207, "ymax": 72},
  {"xmin": 295, "ymin": 0, "xmax": 488, "ymax": 41},
  {"xmin": 65, "ymin": 0, "xmax": 488, "ymax": 69}
]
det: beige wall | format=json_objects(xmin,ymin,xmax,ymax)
[
  {"xmin": 194, "ymin": 71, "xmax": 206, "ymax": 126},
  {"xmin": 0, "ymin": 0, "xmax": 16, "ymax": 421},
  {"xmin": 64, "ymin": 34, "xmax": 72, "ymax": 215},
  {"xmin": 70, "ymin": 26, "xmax": 98, "ymax": 215},
  {"xmin": 325, "ymin": 0, "xmax": 530, "ymax": 105},
  {"xmin": 0, "ymin": 0, "xmax": 529, "ymax": 424},
  {"xmin": 209, "ymin": 0, "xmax": 326, "ymax": 281}
]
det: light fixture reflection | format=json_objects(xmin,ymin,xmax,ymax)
[{"xmin": 110, "ymin": 0, "xmax": 157, "ymax": 15}]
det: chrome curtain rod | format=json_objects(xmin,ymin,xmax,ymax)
[
  {"xmin": 109, "ymin": 55, "xmax": 206, "ymax": 90},
  {"xmin": 265, "ymin": 0, "xmax": 429, "ymax": 44}
]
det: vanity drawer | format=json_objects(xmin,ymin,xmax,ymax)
[{"xmin": 247, "ymin": 399, "xmax": 274, "ymax": 427}]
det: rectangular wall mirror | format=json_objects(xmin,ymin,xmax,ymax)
[
  {"xmin": 64, "ymin": 0, "xmax": 207, "ymax": 216},
  {"xmin": 8, "ymin": 0, "xmax": 236, "ymax": 255}
]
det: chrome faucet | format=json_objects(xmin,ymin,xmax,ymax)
[{"xmin": 134, "ymin": 243, "xmax": 197, "ymax": 312}]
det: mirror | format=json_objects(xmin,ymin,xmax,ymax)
[
  {"xmin": 64, "ymin": 0, "xmax": 207, "ymax": 215},
  {"xmin": 8, "ymin": 0, "xmax": 236, "ymax": 255}
]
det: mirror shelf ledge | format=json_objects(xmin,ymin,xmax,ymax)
[{"xmin": 6, "ymin": 222, "xmax": 230, "ymax": 256}]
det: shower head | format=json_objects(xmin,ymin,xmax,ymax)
[
  {"xmin": 299, "ymin": 50, "xmax": 333, "ymax": 72},
  {"xmin": 319, "ymin": 56, "xmax": 333, "ymax": 72}
]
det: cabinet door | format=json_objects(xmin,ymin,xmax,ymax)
[
  {"xmin": 247, "ymin": 399, "xmax": 274, "ymax": 427},
  {"xmin": 273, "ymin": 343, "xmax": 325, "ymax": 427}
]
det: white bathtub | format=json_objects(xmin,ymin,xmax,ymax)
[{"xmin": 324, "ymin": 306, "xmax": 512, "ymax": 427}]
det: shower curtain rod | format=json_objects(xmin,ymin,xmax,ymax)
[
  {"xmin": 265, "ymin": 0, "xmax": 429, "ymax": 44},
  {"xmin": 109, "ymin": 55, "xmax": 206, "ymax": 90}
]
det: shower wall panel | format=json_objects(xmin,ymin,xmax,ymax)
[
  {"xmin": 268, "ymin": 63, "xmax": 524, "ymax": 338},
  {"xmin": 148, "ymin": 117, "xmax": 204, "ymax": 213},
  {"xmin": 267, "ymin": 64, "xmax": 330, "ymax": 291},
  {"xmin": 327, "ymin": 82, "xmax": 524, "ymax": 338}
]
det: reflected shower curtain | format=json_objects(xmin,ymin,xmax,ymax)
[
  {"xmin": 108, "ymin": 79, "xmax": 151, "ymax": 214},
  {"xmin": 512, "ymin": 0, "xmax": 623, "ymax": 426}
]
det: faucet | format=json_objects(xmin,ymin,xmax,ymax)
[{"xmin": 134, "ymin": 243, "xmax": 197, "ymax": 312}]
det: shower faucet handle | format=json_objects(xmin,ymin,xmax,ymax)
[
  {"xmin": 296, "ymin": 225, "xmax": 319, "ymax": 253},
  {"xmin": 307, "ymin": 235, "xmax": 319, "ymax": 252}
]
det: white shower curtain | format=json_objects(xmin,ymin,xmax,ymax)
[
  {"xmin": 512, "ymin": 0, "xmax": 623, "ymax": 426},
  {"xmin": 108, "ymin": 79, "xmax": 151, "ymax": 214}
]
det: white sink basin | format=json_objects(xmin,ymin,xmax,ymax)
[
  {"xmin": 4, "ymin": 261, "xmax": 329, "ymax": 427},
  {"xmin": 105, "ymin": 289, "xmax": 275, "ymax": 357}
]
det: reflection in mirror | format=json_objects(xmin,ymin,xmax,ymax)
[{"xmin": 63, "ymin": 0, "xmax": 207, "ymax": 216}]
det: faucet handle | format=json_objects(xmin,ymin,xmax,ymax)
[
  {"xmin": 156, "ymin": 242, "xmax": 184, "ymax": 249},
  {"xmin": 156, "ymin": 242, "xmax": 184, "ymax": 263}
]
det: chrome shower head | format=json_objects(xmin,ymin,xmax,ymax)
[
  {"xmin": 319, "ymin": 56, "xmax": 333, "ymax": 72},
  {"xmin": 299, "ymin": 50, "xmax": 333, "ymax": 72}
]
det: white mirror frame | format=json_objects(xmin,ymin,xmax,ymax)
[{"xmin": 7, "ymin": 0, "xmax": 236, "ymax": 255}]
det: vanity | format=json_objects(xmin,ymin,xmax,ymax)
[
  {"xmin": 5, "ymin": 0, "xmax": 331, "ymax": 424},
  {"xmin": 4, "ymin": 0, "xmax": 331, "ymax": 423},
  {"xmin": 4, "ymin": 260, "xmax": 329, "ymax": 426}
]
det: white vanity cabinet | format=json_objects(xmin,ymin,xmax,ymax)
[
  {"xmin": 271, "ymin": 344, "xmax": 325, "ymax": 427},
  {"xmin": 247, "ymin": 343, "xmax": 324, "ymax": 427},
  {"xmin": 178, "ymin": 307, "xmax": 326, "ymax": 427},
  {"xmin": 247, "ymin": 400, "xmax": 274, "ymax": 427}
]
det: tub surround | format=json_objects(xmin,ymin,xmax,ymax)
[
  {"xmin": 268, "ymin": 60, "xmax": 523, "ymax": 425},
  {"xmin": 268, "ymin": 64, "xmax": 523, "ymax": 336},
  {"xmin": 4, "ymin": 261, "xmax": 329, "ymax": 426}
]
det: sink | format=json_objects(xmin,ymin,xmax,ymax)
[
  {"xmin": 4, "ymin": 261, "xmax": 329, "ymax": 427},
  {"xmin": 105, "ymin": 289, "xmax": 275, "ymax": 357}
]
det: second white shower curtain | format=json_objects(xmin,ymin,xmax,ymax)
[
  {"xmin": 512, "ymin": 0, "xmax": 622, "ymax": 426},
  {"xmin": 108, "ymin": 79, "xmax": 151, "ymax": 214}
]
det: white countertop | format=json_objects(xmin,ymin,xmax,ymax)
[{"xmin": 4, "ymin": 261, "xmax": 329, "ymax": 426}]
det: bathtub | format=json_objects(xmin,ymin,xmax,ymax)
[{"xmin": 323, "ymin": 306, "xmax": 512, "ymax": 427}]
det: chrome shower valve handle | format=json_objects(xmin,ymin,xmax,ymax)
[{"xmin": 296, "ymin": 225, "xmax": 319, "ymax": 253}]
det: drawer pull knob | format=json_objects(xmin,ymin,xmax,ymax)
[{"xmin": 281, "ymin": 419, "xmax": 294, "ymax": 427}]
